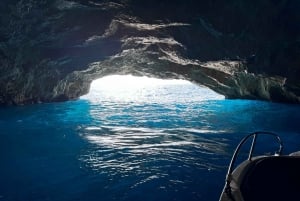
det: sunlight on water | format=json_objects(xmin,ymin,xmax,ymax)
[{"xmin": 80, "ymin": 75, "xmax": 225, "ymax": 103}]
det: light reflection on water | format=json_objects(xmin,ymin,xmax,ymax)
[
  {"xmin": 77, "ymin": 76, "xmax": 230, "ymax": 200},
  {"xmin": 78, "ymin": 125, "xmax": 230, "ymax": 201},
  {"xmin": 80, "ymin": 126, "xmax": 228, "ymax": 169}
]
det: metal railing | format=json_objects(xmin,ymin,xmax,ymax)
[{"xmin": 223, "ymin": 131, "xmax": 283, "ymax": 201}]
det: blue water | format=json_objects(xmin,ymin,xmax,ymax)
[{"xmin": 0, "ymin": 78, "xmax": 300, "ymax": 201}]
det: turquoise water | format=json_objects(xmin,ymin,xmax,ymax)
[{"xmin": 0, "ymin": 78, "xmax": 300, "ymax": 201}]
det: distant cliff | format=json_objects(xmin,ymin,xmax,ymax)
[{"xmin": 0, "ymin": 0, "xmax": 299, "ymax": 105}]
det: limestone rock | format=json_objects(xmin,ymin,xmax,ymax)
[{"xmin": 0, "ymin": 0, "xmax": 299, "ymax": 105}]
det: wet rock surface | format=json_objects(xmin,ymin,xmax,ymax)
[{"xmin": 0, "ymin": 0, "xmax": 299, "ymax": 105}]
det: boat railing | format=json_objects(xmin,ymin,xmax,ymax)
[
  {"xmin": 223, "ymin": 131, "xmax": 283, "ymax": 201},
  {"xmin": 226, "ymin": 131, "xmax": 283, "ymax": 178}
]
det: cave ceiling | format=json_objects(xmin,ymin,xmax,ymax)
[{"xmin": 0, "ymin": 0, "xmax": 299, "ymax": 105}]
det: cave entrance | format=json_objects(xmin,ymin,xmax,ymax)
[{"xmin": 80, "ymin": 75, "xmax": 224, "ymax": 103}]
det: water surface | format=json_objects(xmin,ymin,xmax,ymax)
[{"xmin": 0, "ymin": 77, "xmax": 300, "ymax": 201}]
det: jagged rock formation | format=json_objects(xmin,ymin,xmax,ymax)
[{"xmin": 0, "ymin": 0, "xmax": 299, "ymax": 105}]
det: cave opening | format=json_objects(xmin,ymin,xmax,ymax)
[{"xmin": 80, "ymin": 75, "xmax": 225, "ymax": 103}]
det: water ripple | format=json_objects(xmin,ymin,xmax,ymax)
[{"xmin": 79, "ymin": 126, "xmax": 229, "ymax": 182}]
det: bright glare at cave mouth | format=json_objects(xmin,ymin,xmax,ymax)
[{"xmin": 80, "ymin": 75, "xmax": 225, "ymax": 103}]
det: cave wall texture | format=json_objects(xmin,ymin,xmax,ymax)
[{"xmin": 0, "ymin": 0, "xmax": 299, "ymax": 105}]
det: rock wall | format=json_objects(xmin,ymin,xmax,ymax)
[{"xmin": 0, "ymin": 0, "xmax": 299, "ymax": 105}]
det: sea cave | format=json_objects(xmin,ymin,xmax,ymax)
[{"xmin": 0, "ymin": 1, "xmax": 300, "ymax": 201}]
